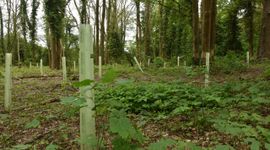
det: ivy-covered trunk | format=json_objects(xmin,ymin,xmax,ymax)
[{"xmin": 51, "ymin": 37, "xmax": 63, "ymax": 69}]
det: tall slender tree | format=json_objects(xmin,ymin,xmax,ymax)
[
  {"xmin": 144, "ymin": 0, "xmax": 152, "ymax": 59},
  {"xmin": 95, "ymin": 0, "xmax": 100, "ymax": 63},
  {"xmin": 135, "ymin": 0, "xmax": 142, "ymax": 61},
  {"xmin": 29, "ymin": 0, "xmax": 39, "ymax": 62},
  {"xmin": 100, "ymin": 0, "xmax": 106, "ymax": 63},
  {"xmin": 0, "ymin": 7, "xmax": 4, "ymax": 62},
  {"xmin": 258, "ymin": 0, "xmax": 270, "ymax": 59},
  {"xmin": 192, "ymin": 0, "xmax": 200, "ymax": 65}
]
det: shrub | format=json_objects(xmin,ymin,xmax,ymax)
[
  {"xmin": 212, "ymin": 51, "xmax": 247, "ymax": 74},
  {"xmin": 153, "ymin": 57, "xmax": 164, "ymax": 68}
]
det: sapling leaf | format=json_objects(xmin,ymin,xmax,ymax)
[
  {"xmin": 73, "ymin": 79, "xmax": 94, "ymax": 88},
  {"xmin": 61, "ymin": 97, "xmax": 87, "ymax": 107},
  {"xmin": 215, "ymin": 144, "xmax": 235, "ymax": 150},
  {"xmin": 265, "ymin": 143, "xmax": 270, "ymax": 150},
  {"xmin": 11, "ymin": 144, "xmax": 32, "ymax": 150},
  {"xmin": 25, "ymin": 119, "xmax": 40, "ymax": 129},
  {"xmin": 148, "ymin": 138, "xmax": 176, "ymax": 150},
  {"xmin": 101, "ymin": 69, "xmax": 118, "ymax": 83},
  {"xmin": 45, "ymin": 144, "xmax": 59, "ymax": 150}
]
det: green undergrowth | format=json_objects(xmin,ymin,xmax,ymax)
[{"xmin": 62, "ymin": 73, "xmax": 270, "ymax": 149}]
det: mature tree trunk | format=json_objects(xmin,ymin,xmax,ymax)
[
  {"xmin": 192, "ymin": 0, "xmax": 200, "ymax": 65},
  {"xmin": 100, "ymin": 0, "xmax": 106, "ymax": 64},
  {"xmin": 159, "ymin": 0, "xmax": 164, "ymax": 58},
  {"xmin": 95, "ymin": 0, "xmax": 100, "ymax": 63},
  {"xmin": 135, "ymin": 0, "xmax": 142, "ymax": 61},
  {"xmin": 0, "ymin": 7, "xmax": 4, "ymax": 62},
  {"xmin": 246, "ymin": 0, "xmax": 254, "ymax": 57},
  {"xmin": 106, "ymin": 0, "xmax": 112, "ymax": 64},
  {"xmin": 80, "ymin": 0, "xmax": 88, "ymax": 24},
  {"xmin": 258, "ymin": 0, "xmax": 270, "ymax": 59},
  {"xmin": 30, "ymin": 0, "xmax": 39, "ymax": 62},
  {"xmin": 6, "ymin": 0, "xmax": 11, "ymax": 53},
  {"xmin": 44, "ymin": 0, "xmax": 66, "ymax": 69},
  {"xmin": 201, "ymin": 0, "xmax": 216, "ymax": 61},
  {"xmin": 20, "ymin": 0, "xmax": 28, "ymax": 62},
  {"xmin": 144, "ymin": 0, "xmax": 152, "ymax": 59}
]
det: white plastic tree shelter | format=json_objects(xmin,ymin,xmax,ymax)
[
  {"xmin": 133, "ymin": 57, "xmax": 144, "ymax": 72},
  {"xmin": 62, "ymin": 57, "xmax": 67, "ymax": 81},
  {"xmin": 30, "ymin": 62, "xmax": 32, "ymax": 69},
  {"xmin": 40, "ymin": 59, "xmax": 43, "ymax": 75},
  {"xmin": 246, "ymin": 51, "xmax": 250, "ymax": 67},
  {"xmin": 148, "ymin": 58, "xmax": 150, "ymax": 67},
  {"xmin": 73, "ymin": 61, "xmax": 76, "ymax": 72},
  {"xmin": 205, "ymin": 52, "xmax": 210, "ymax": 87},
  {"xmin": 98, "ymin": 56, "xmax": 102, "ymax": 78},
  {"xmin": 164, "ymin": 62, "xmax": 166, "ymax": 68},
  {"xmin": 4, "ymin": 53, "xmax": 12, "ymax": 111},
  {"xmin": 79, "ymin": 24, "xmax": 96, "ymax": 150},
  {"xmin": 177, "ymin": 56, "xmax": 180, "ymax": 67}
]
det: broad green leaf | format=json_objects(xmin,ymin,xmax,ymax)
[
  {"xmin": 109, "ymin": 110, "xmax": 144, "ymax": 143},
  {"xmin": 215, "ymin": 144, "xmax": 235, "ymax": 150},
  {"xmin": 101, "ymin": 69, "xmax": 118, "ymax": 83},
  {"xmin": 245, "ymin": 138, "xmax": 260, "ymax": 150},
  {"xmin": 45, "ymin": 144, "xmax": 59, "ymax": 150},
  {"xmin": 11, "ymin": 144, "xmax": 31, "ymax": 150},
  {"xmin": 61, "ymin": 97, "xmax": 87, "ymax": 107},
  {"xmin": 25, "ymin": 119, "xmax": 40, "ymax": 129},
  {"xmin": 265, "ymin": 143, "xmax": 270, "ymax": 150},
  {"xmin": 73, "ymin": 79, "xmax": 94, "ymax": 88},
  {"xmin": 112, "ymin": 136, "xmax": 139, "ymax": 150},
  {"xmin": 148, "ymin": 139, "xmax": 176, "ymax": 150}
]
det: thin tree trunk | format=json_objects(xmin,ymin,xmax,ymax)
[
  {"xmin": 100, "ymin": 0, "xmax": 106, "ymax": 64},
  {"xmin": 144, "ymin": 1, "xmax": 152, "ymax": 59},
  {"xmin": 247, "ymin": 0, "xmax": 254, "ymax": 57},
  {"xmin": 95, "ymin": 0, "xmax": 100, "ymax": 63},
  {"xmin": 192, "ymin": 0, "xmax": 200, "ymax": 65},
  {"xmin": 159, "ymin": 0, "xmax": 164, "ymax": 58}
]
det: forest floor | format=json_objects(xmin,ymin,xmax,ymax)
[{"xmin": 0, "ymin": 61, "xmax": 270, "ymax": 150}]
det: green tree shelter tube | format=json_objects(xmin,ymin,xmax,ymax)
[
  {"xmin": 4, "ymin": 53, "xmax": 12, "ymax": 111},
  {"xmin": 79, "ymin": 24, "xmax": 96, "ymax": 150}
]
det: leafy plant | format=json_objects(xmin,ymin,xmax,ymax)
[
  {"xmin": 109, "ymin": 110, "xmax": 144, "ymax": 149},
  {"xmin": 25, "ymin": 119, "xmax": 40, "ymax": 129}
]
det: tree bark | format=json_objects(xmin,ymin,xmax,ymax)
[
  {"xmin": 246, "ymin": 0, "xmax": 254, "ymax": 57},
  {"xmin": 95, "ymin": 0, "xmax": 100, "ymax": 63},
  {"xmin": 144, "ymin": 1, "xmax": 152, "ymax": 59},
  {"xmin": 201, "ymin": 0, "xmax": 216, "ymax": 62},
  {"xmin": 100, "ymin": 0, "xmax": 106, "ymax": 64},
  {"xmin": 135, "ymin": 0, "xmax": 142, "ymax": 61},
  {"xmin": 258, "ymin": 0, "xmax": 270, "ymax": 59},
  {"xmin": 192, "ymin": 0, "xmax": 200, "ymax": 65}
]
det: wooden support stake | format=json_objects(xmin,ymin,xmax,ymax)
[
  {"xmin": 40, "ymin": 59, "xmax": 43, "ymax": 75},
  {"xmin": 79, "ymin": 24, "xmax": 96, "ymax": 150},
  {"xmin": 246, "ymin": 51, "xmax": 250, "ymax": 67},
  {"xmin": 205, "ymin": 52, "xmax": 210, "ymax": 87},
  {"xmin": 133, "ymin": 57, "xmax": 144, "ymax": 73},
  {"xmin": 98, "ymin": 56, "xmax": 102, "ymax": 78},
  {"xmin": 4, "ymin": 53, "xmax": 12, "ymax": 111},
  {"xmin": 62, "ymin": 57, "xmax": 67, "ymax": 82},
  {"xmin": 177, "ymin": 56, "xmax": 180, "ymax": 67}
]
